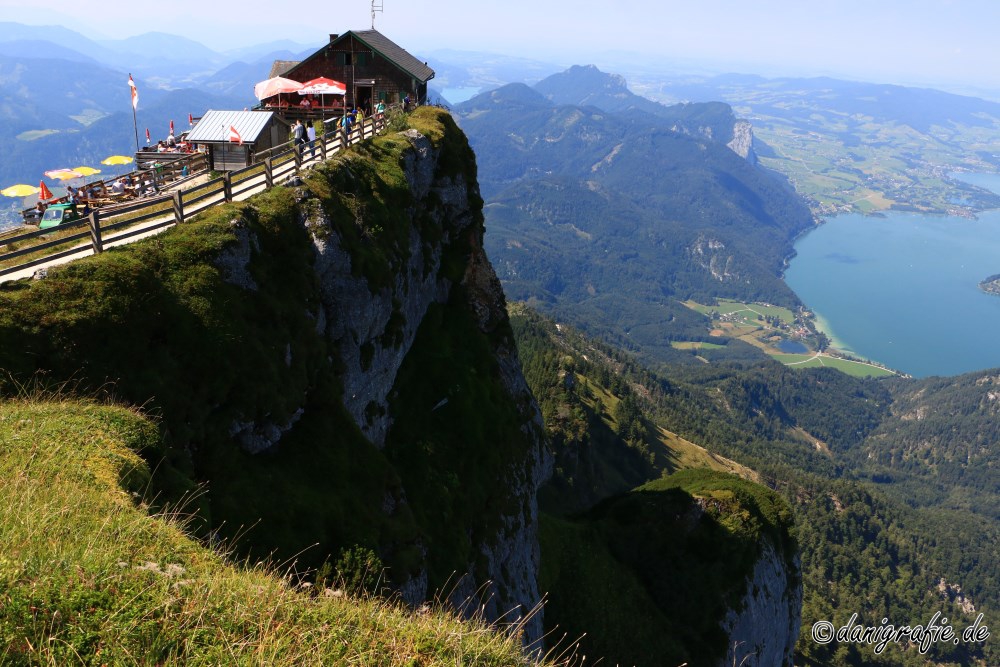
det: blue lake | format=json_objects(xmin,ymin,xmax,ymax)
[
  {"xmin": 784, "ymin": 210, "xmax": 1000, "ymax": 377},
  {"xmin": 777, "ymin": 339, "xmax": 809, "ymax": 354},
  {"xmin": 951, "ymin": 171, "xmax": 1000, "ymax": 193}
]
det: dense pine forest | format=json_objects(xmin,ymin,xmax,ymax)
[{"xmin": 511, "ymin": 305, "xmax": 998, "ymax": 666}]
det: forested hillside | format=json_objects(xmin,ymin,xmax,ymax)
[
  {"xmin": 511, "ymin": 306, "xmax": 998, "ymax": 666},
  {"xmin": 455, "ymin": 69, "xmax": 815, "ymax": 367},
  {"xmin": 855, "ymin": 371, "xmax": 1000, "ymax": 521}
]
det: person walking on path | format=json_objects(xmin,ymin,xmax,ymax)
[
  {"xmin": 292, "ymin": 119, "xmax": 306, "ymax": 155},
  {"xmin": 306, "ymin": 122, "xmax": 317, "ymax": 158},
  {"xmin": 340, "ymin": 112, "xmax": 353, "ymax": 144}
]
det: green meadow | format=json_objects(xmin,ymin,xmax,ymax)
[
  {"xmin": 684, "ymin": 299, "xmax": 796, "ymax": 325},
  {"xmin": 772, "ymin": 353, "xmax": 896, "ymax": 378}
]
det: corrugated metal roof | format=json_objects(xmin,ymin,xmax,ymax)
[
  {"xmin": 269, "ymin": 60, "xmax": 300, "ymax": 79},
  {"xmin": 351, "ymin": 30, "xmax": 434, "ymax": 82},
  {"xmin": 186, "ymin": 110, "xmax": 278, "ymax": 144}
]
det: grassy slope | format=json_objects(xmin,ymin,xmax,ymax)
[{"xmin": 0, "ymin": 399, "xmax": 541, "ymax": 666}]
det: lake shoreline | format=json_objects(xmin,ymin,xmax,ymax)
[{"xmin": 783, "ymin": 205, "xmax": 1000, "ymax": 378}]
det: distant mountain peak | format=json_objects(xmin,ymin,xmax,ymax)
[
  {"xmin": 529, "ymin": 65, "xmax": 743, "ymax": 149},
  {"xmin": 535, "ymin": 65, "xmax": 633, "ymax": 106}
]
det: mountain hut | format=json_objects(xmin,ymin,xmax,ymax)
[{"xmin": 268, "ymin": 29, "xmax": 435, "ymax": 115}]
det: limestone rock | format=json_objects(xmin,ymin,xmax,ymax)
[{"xmin": 719, "ymin": 540, "xmax": 802, "ymax": 667}]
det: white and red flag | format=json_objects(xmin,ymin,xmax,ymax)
[
  {"xmin": 188, "ymin": 113, "xmax": 194, "ymax": 126},
  {"xmin": 169, "ymin": 119, "xmax": 174, "ymax": 134},
  {"xmin": 145, "ymin": 128, "xmax": 151, "ymax": 144},
  {"xmin": 128, "ymin": 74, "xmax": 138, "ymax": 110},
  {"xmin": 228, "ymin": 125, "xmax": 243, "ymax": 145}
]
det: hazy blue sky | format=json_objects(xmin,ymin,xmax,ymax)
[{"xmin": 4, "ymin": 0, "xmax": 1000, "ymax": 90}]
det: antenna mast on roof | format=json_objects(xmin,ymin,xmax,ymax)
[{"xmin": 371, "ymin": 0, "xmax": 383, "ymax": 29}]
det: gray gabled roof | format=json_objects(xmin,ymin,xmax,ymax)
[
  {"xmin": 186, "ymin": 110, "xmax": 278, "ymax": 144},
  {"xmin": 339, "ymin": 30, "xmax": 435, "ymax": 82},
  {"xmin": 268, "ymin": 60, "xmax": 300, "ymax": 79}
]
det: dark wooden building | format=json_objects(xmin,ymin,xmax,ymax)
[{"xmin": 272, "ymin": 30, "xmax": 435, "ymax": 113}]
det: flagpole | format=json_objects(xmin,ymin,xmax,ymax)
[{"xmin": 130, "ymin": 73, "xmax": 139, "ymax": 153}]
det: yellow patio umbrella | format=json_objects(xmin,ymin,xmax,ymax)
[
  {"xmin": 44, "ymin": 169, "xmax": 84, "ymax": 181},
  {"xmin": 73, "ymin": 166, "xmax": 101, "ymax": 176},
  {"xmin": 1, "ymin": 184, "xmax": 39, "ymax": 197},
  {"xmin": 101, "ymin": 155, "xmax": 134, "ymax": 166}
]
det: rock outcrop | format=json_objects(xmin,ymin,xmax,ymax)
[
  {"xmin": 719, "ymin": 540, "xmax": 802, "ymax": 667},
  {"xmin": 728, "ymin": 119, "xmax": 759, "ymax": 165}
]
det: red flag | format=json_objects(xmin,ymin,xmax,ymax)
[
  {"xmin": 169, "ymin": 119, "xmax": 174, "ymax": 134},
  {"xmin": 188, "ymin": 113, "xmax": 194, "ymax": 126},
  {"xmin": 39, "ymin": 181, "xmax": 53, "ymax": 201},
  {"xmin": 128, "ymin": 74, "xmax": 138, "ymax": 110},
  {"xmin": 228, "ymin": 125, "xmax": 243, "ymax": 145},
  {"xmin": 145, "ymin": 128, "xmax": 151, "ymax": 144}
]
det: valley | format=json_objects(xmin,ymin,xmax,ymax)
[
  {"xmin": 460, "ymin": 61, "xmax": 1000, "ymax": 665},
  {"xmin": 680, "ymin": 298, "xmax": 899, "ymax": 377}
]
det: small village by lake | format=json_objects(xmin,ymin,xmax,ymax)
[{"xmin": 785, "ymin": 174, "xmax": 1000, "ymax": 377}]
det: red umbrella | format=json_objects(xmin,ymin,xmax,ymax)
[
  {"xmin": 253, "ymin": 76, "xmax": 304, "ymax": 101},
  {"xmin": 39, "ymin": 181, "xmax": 54, "ymax": 200},
  {"xmin": 298, "ymin": 77, "xmax": 346, "ymax": 95}
]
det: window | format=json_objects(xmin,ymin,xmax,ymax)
[{"xmin": 335, "ymin": 51, "xmax": 370, "ymax": 66}]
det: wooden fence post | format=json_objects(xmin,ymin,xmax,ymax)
[
  {"xmin": 88, "ymin": 211, "xmax": 103, "ymax": 254},
  {"xmin": 223, "ymin": 172, "xmax": 233, "ymax": 202},
  {"xmin": 320, "ymin": 135, "xmax": 328, "ymax": 160},
  {"xmin": 264, "ymin": 158, "xmax": 274, "ymax": 188},
  {"xmin": 172, "ymin": 190, "xmax": 184, "ymax": 224}
]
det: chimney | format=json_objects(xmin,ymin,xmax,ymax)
[{"xmin": 329, "ymin": 34, "xmax": 339, "ymax": 43}]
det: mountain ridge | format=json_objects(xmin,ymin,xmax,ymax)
[{"xmin": 456, "ymin": 67, "xmax": 813, "ymax": 367}]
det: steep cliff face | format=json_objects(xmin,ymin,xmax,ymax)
[
  {"xmin": 727, "ymin": 118, "xmax": 759, "ymax": 165},
  {"xmin": 300, "ymin": 120, "xmax": 553, "ymax": 638},
  {"xmin": 306, "ymin": 129, "xmax": 456, "ymax": 448},
  {"xmin": 719, "ymin": 540, "xmax": 802, "ymax": 667},
  {"xmin": 0, "ymin": 107, "xmax": 552, "ymax": 642}
]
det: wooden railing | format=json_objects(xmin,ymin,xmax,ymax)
[
  {"xmin": 17, "ymin": 152, "xmax": 210, "ymax": 227},
  {"xmin": 0, "ymin": 113, "xmax": 391, "ymax": 282}
]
